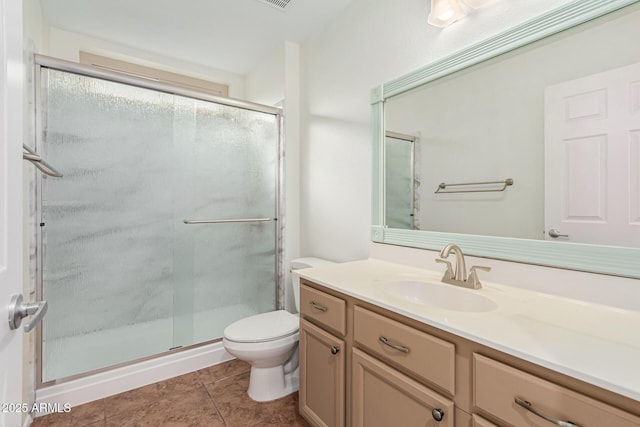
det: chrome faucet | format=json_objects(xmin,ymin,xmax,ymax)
[{"xmin": 435, "ymin": 244, "xmax": 491, "ymax": 289}]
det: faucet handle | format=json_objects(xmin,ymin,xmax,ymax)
[
  {"xmin": 467, "ymin": 265, "xmax": 491, "ymax": 289},
  {"xmin": 435, "ymin": 258, "xmax": 454, "ymax": 280}
]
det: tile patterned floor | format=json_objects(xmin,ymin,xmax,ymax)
[{"xmin": 32, "ymin": 359, "xmax": 309, "ymax": 427}]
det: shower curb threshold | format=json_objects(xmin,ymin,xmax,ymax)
[{"xmin": 34, "ymin": 341, "xmax": 231, "ymax": 417}]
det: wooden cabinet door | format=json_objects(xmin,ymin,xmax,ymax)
[
  {"xmin": 299, "ymin": 318, "xmax": 345, "ymax": 427},
  {"xmin": 352, "ymin": 348, "xmax": 455, "ymax": 427}
]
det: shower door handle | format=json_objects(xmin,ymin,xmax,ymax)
[
  {"xmin": 183, "ymin": 218, "xmax": 273, "ymax": 224},
  {"xmin": 8, "ymin": 294, "xmax": 48, "ymax": 332}
]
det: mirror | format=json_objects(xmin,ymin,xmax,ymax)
[{"xmin": 371, "ymin": 0, "xmax": 640, "ymax": 278}]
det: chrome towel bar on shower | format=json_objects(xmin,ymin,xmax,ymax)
[
  {"xmin": 434, "ymin": 178, "xmax": 513, "ymax": 194},
  {"xmin": 23, "ymin": 144, "xmax": 63, "ymax": 177},
  {"xmin": 183, "ymin": 218, "xmax": 274, "ymax": 224}
]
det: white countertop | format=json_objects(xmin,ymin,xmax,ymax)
[{"xmin": 295, "ymin": 258, "xmax": 640, "ymax": 401}]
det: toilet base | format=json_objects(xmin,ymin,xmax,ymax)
[{"xmin": 247, "ymin": 365, "xmax": 299, "ymax": 402}]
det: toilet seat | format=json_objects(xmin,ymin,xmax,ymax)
[{"xmin": 224, "ymin": 310, "xmax": 299, "ymax": 343}]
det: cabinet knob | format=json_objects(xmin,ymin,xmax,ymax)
[
  {"xmin": 330, "ymin": 346, "xmax": 340, "ymax": 355},
  {"xmin": 431, "ymin": 408, "xmax": 444, "ymax": 422}
]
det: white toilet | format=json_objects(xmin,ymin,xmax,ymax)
[{"xmin": 222, "ymin": 257, "xmax": 335, "ymax": 402}]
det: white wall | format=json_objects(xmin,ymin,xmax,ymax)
[
  {"xmin": 282, "ymin": 42, "xmax": 303, "ymax": 310},
  {"xmin": 23, "ymin": 0, "xmax": 48, "ymax": 55},
  {"xmin": 300, "ymin": 116, "xmax": 371, "ymax": 262},
  {"xmin": 245, "ymin": 46, "xmax": 285, "ymax": 106},
  {"xmin": 299, "ymin": 0, "xmax": 581, "ymax": 261}
]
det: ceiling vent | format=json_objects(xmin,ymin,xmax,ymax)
[{"xmin": 256, "ymin": 0, "xmax": 294, "ymax": 11}]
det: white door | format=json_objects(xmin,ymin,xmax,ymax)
[
  {"xmin": 545, "ymin": 62, "xmax": 640, "ymax": 247},
  {"xmin": 1, "ymin": 1, "xmax": 25, "ymax": 426}
]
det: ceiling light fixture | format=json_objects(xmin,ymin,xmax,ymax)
[
  {"xmin": 428, "ymin": 0, "xmax": 498, "ymax": 28},
  {"xmin": 427, "ymin": 0, "xmax": 466, "ymax": 27}
]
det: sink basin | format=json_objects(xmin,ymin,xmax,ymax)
[{"xmin": 382, "ymin": 279, "xmax": 498, "ymax": 312}]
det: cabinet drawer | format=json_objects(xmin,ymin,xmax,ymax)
[
  {"xmin": 473, "ymin": 353, "xmax": 640, "ymax": 427},
  {"xmin": 300, "ymin": 284, "xmax": 346, "ymax": 336},
  {"xmin": 353, "ymin": 306, "xmax": 455, "ymax": 395},
  {"xmin": 352, "ymin": 348, "xmax": 454, "ymax": 427}
]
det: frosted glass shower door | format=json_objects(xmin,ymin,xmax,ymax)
[
  {"xmin": 38, "ymin": 68, "xmax": 279, "ymax": 382},
  {"xmin": 173, "ymin": 98, "xmax": 279, "ymax": 347}
]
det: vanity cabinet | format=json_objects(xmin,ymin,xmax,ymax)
[{"xmin": 298, "ymin": 279, "xmax": 640, "ymax": 427}]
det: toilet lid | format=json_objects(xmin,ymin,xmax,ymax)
[{"xmin": 224, "ymin": 310, "xmax": 299, "ymax": 343}]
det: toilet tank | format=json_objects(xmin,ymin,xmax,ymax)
[{"xmin": 291, "ymin": 257, "xmax": 335, "ymax": 313}]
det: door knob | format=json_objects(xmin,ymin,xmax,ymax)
[
  {"xmin": 548, "ymin": 229, "xmax": 569, "ymax": 238},
  {"xmin": 8, "ymin": 294, "xmax": 48, "ymax": 332}
]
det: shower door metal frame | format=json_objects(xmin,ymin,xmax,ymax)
[{"xmin": 33, "ymin": 54, "xmax": 284, "ymax": 387}]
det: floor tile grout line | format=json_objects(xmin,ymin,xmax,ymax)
[
  {"xmin": 201, "ymin": 379, "xmax": 228, "ymax": 426},
  {"xmin": 209, "ymin": 393, "xmax": 228, "ymax": 426}
]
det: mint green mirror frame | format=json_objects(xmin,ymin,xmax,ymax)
[{"xmin": 371, "ymin": 0, "xmax": 640, "ymax": 278}]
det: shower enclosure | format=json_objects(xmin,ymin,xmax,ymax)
[
  {"xmin": 385, "ymin": 131, "xmax": 417, "ymax": 230},
  {"xmin": 32, "ymin": 56, "xmax": 282, "ymax": 384}
]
